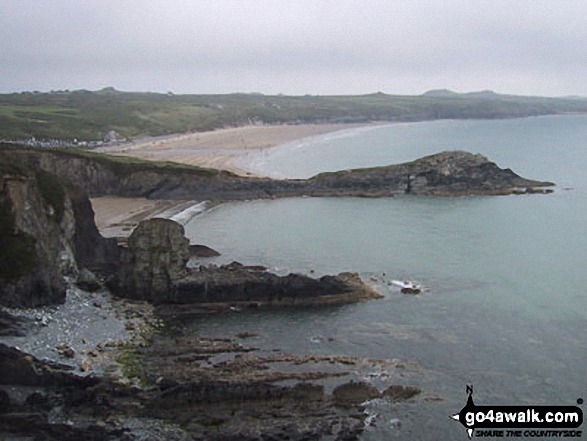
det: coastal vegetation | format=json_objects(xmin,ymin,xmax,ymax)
[
  {"xmin": 1, "ymin": 88, "xmax": 586, "ymax": 141},
  {"xmin": 49, "ymin": 147, "xmax": 221, "ymax": 177}
]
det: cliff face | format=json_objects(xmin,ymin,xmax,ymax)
[
  {"xmin": 0, "ymin": 170, "xmax": 76, "ymax": 306},
  {"xmin": 0, "ymin": 161, "xmax": 119, "ymax": 307},
  {"xmin": 69, "ymin": 190, "xmax": 120, "ymax": 276}
]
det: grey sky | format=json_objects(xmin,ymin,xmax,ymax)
[{"xmin": 1, "ymin": 0, "xmax": 586, "ymax": 96}]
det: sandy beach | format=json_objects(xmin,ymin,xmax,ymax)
[
  {"xmin": 91, "ymin": 123, "xmax": 369, "ymax": 232},
  {"xmin": 91, "ymin": 196, "xmax": 203, "ymax": 238},
  {"xmin": 95, "ymin": 123, "xmax": 367, "ymax": 176}
]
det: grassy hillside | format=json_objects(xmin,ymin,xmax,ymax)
[{"xmin": 1, "ymin": 88, "xmax": 586, "ymax": 141}]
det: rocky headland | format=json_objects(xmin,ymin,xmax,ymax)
[{"xmin": 0, "ymin": 146, "xmax": 554, "ymax": 201}]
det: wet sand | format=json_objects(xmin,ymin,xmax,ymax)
[
  {"xmin": 95, "ymin": 123, "xmax": 368, "ymax": 176},
  {"xmin": 91, "ymin": 197, "xmax": 202, "ymax": 238}
]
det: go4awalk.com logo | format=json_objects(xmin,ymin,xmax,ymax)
[{"xmin": 451, "ymin": 386, "xmax": 584, "ymax": 439}]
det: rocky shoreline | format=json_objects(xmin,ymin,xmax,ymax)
[
  {"xmin": 0, "ymin": 266, "xmax": 421, "ymax": 440},
  {"xmin": 0, "ymin": 314, "xmax": 426, "ymax": 440},
  {"xmin": 0, "ymin": 158, "xmax": 405, "ymax": 439}
]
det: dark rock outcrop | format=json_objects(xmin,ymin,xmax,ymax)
[
  {"xmin": 0, "ymin": 344, "xmax": 98, "ymax": 388},
  {"xmin": 0, "ymin": 311, "xmax": 29, "ymax": 336},
  {"xmin": 111, "ymin": 219, "xmax": 381, "ymax": 306},
  {"xmin": 0, "ymin": 342, "xmax": 367, "ymax": 441},
  {"xmin": 0, "ymin": 159, "xmax": 119, "ymax": 307},
  {"xmin": 173, "ymin": 269, "xmax": 381, "ymax": 306},
  {"xmin": 310, "ymin": 151, "xmax": 554, "ymax": 196},
  {"xmin": 0, "ymin": 170, "xmax": 76, "ymax": 306},
  {"xmin": 332, "ymin": 381, "xmax": 380, "ymax": 406},
  {"xmin": 382, "ymin": 384, "xmax": 421, "ymax": 401}
]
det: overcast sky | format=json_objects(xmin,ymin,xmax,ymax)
[{"xmin": 1, "ymin": 0, "xmax": 586, "ymax": 96}]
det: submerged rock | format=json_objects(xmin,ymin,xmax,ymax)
[
  {"xmin": 188, "ymin": 244, "xmax": 221, "ymax": 257},
  {"xmin": 382, "ymin": 385, "xmax": 421, "ymax": 401}
]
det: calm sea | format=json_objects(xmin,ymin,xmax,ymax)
[{"xmin": 184, "ymin": 115, "xmax": 587, "ymax": 439}]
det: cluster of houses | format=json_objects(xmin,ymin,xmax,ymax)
[{"xmin": 1, "ymin": 131, "xmax": 126, "ymax": 149}]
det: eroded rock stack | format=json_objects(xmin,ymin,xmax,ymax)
[{"xmin": 114, "ymin": 218, "xmax": 189, "ymax": 302}]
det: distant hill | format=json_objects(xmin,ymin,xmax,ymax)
[
  {"xmin": 1, "ymin": 88, "xmax": 587, "ymax": 141},
  {"xmin": 422, "ymin": 89, "xmax": 461, "ymax": 97},
  {"xmin": 423, "ymin": 89, "xmax": 502, "ymax": 99},
  {"xmin": 562, "ymin": 95, "xmax": 587, "ymax": 100},
  {"xmin": 464, "ymin": 90, "xmax": 500, "ymax": 99}
]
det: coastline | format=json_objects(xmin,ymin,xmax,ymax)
[{"xmin": 95, "ymin": 123, "xmax": 370, "ymax": 177}]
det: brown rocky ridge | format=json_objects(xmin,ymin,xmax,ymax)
[{"xmin": 1, "ymin": 147, "xmax": 554, "ymax": 201}]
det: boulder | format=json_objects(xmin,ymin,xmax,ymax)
[
  {"xmin": 332, "ymin": 381, "xmax": 380, "ymax": 406},
  {"xmin": 76, "ymin": 268, "xmax": 102, "ymax": 292}
]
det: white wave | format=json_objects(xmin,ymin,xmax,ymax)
[{"xmin": 170, "ymin": 202, "xmax": 209, "ymax": 225}]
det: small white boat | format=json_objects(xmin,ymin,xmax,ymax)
[{"xmin": 391, "ymin": 280, "xmax": 422, "ymax": 294}]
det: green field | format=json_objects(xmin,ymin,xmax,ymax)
[{"xmin": 1, "ymin": 88, "xmax": 586, "ymax": 141}]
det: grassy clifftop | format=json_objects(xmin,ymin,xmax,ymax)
[
  {"xmin": 48, "ymin": 148, "xmax": 222, "ymax": 178},
  {"xmin": 1, "ymin": 88, "xmax": 587, "ymax": 141}
]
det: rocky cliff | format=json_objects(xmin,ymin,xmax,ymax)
[
  {"xmin": 0, "ymin": 160, "xmax": 118, "ymax": 307},
  {"xmin": 0, "ymin": 167, "xmax": 76, "ymax": 306}
]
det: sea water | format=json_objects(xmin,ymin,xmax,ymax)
[{"xmin": 184, "ymin": 115, "xmax": 587, "ymax": 439}]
